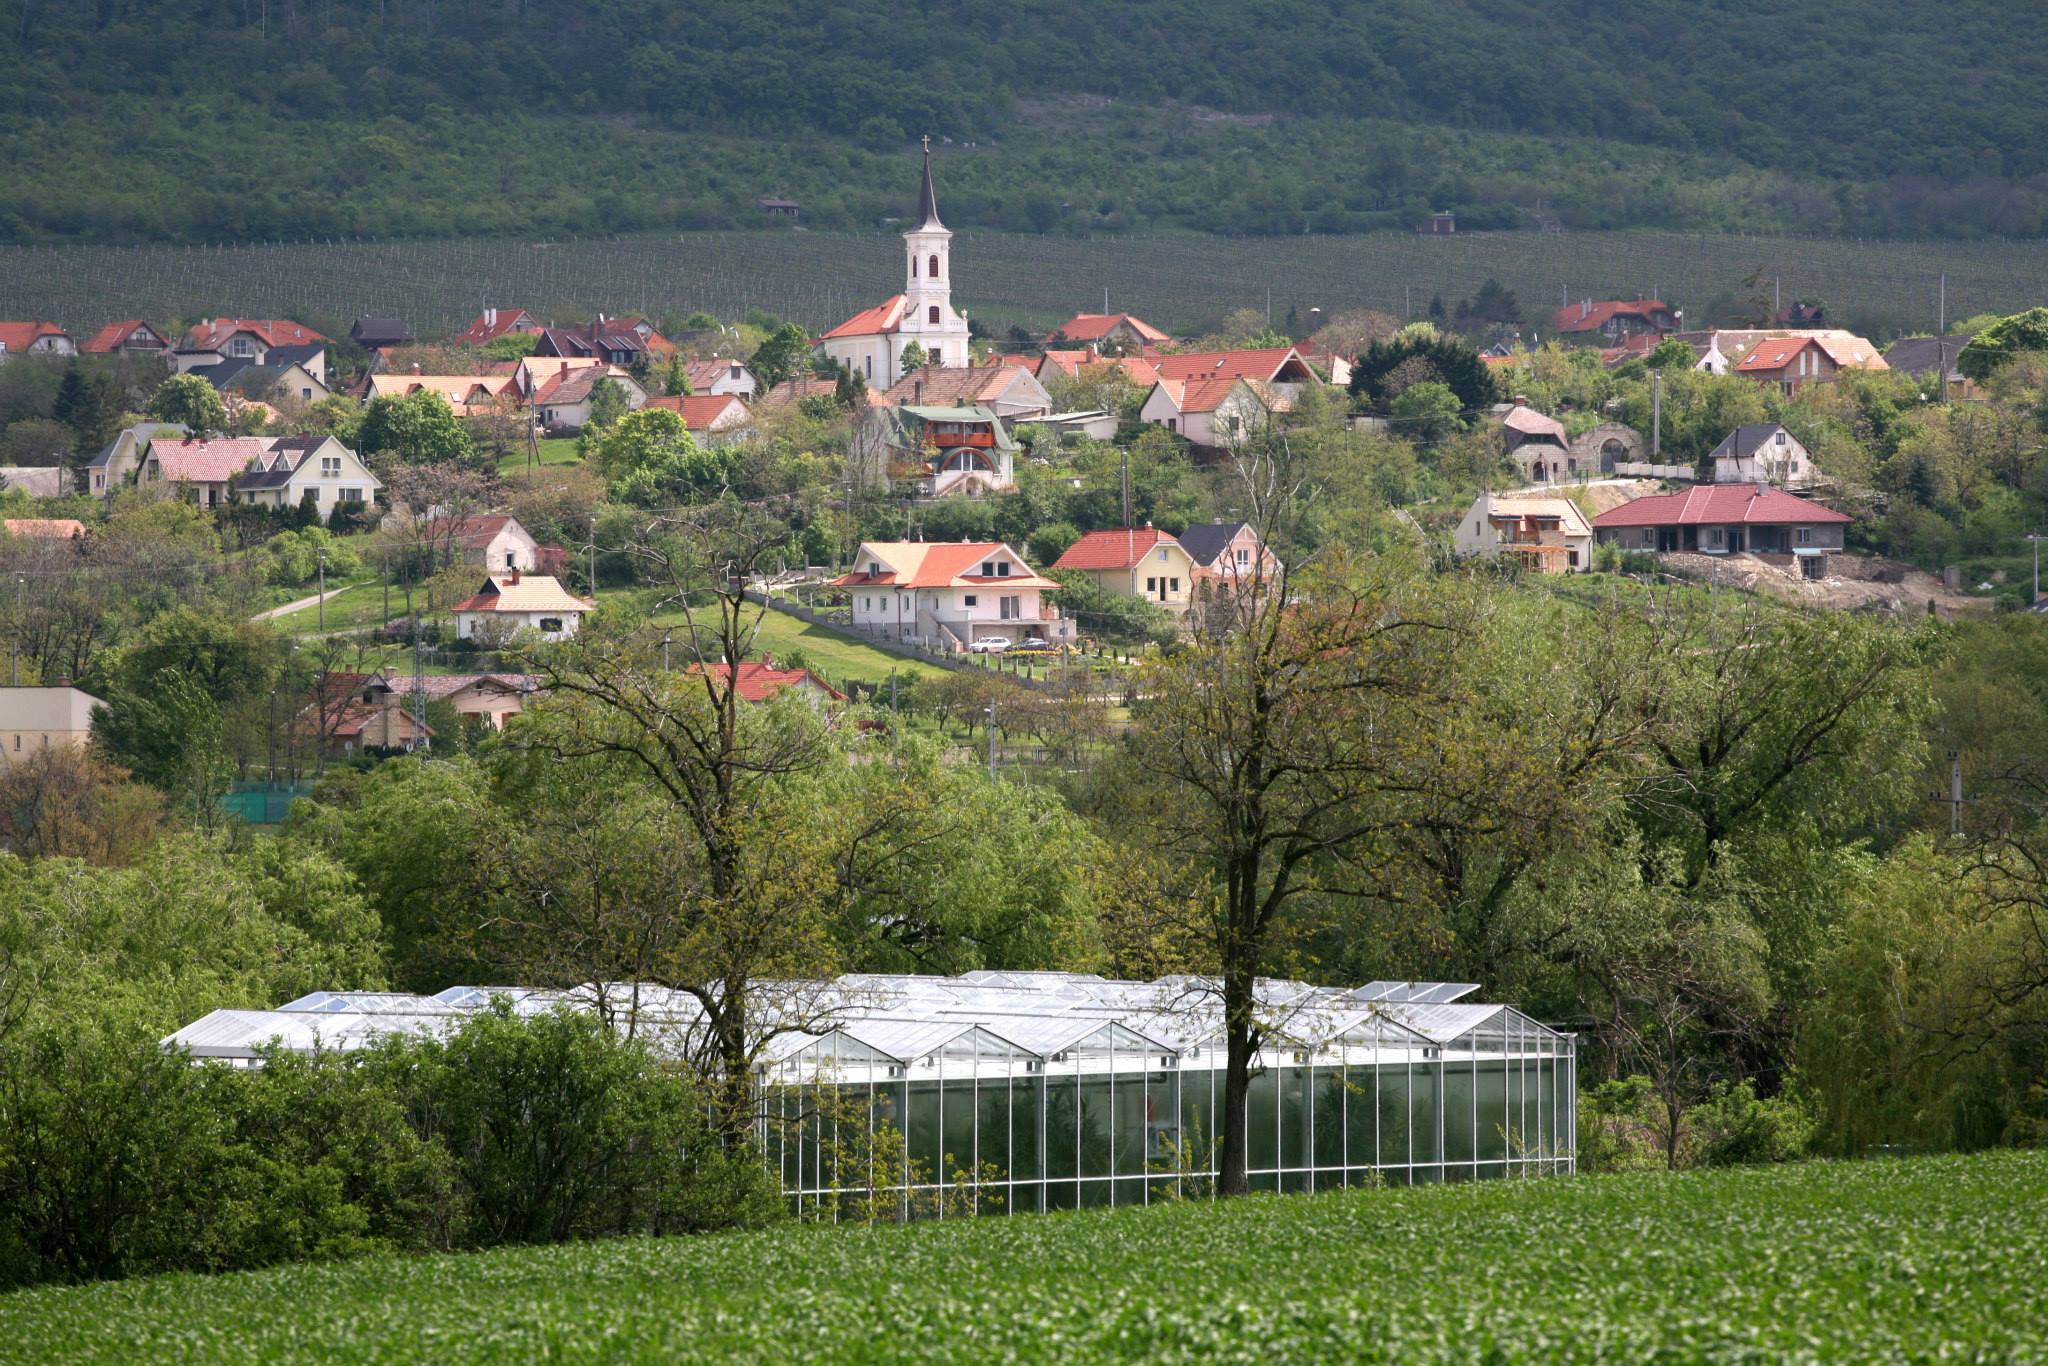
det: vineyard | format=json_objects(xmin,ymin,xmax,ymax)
[
  {"xmin": 2, "ymin": 1151, "xmax": 2042, "ymax": 1363},
  {"xmin": 4, "ymin": 230, "xmax": 2046, "ymax": 341}
]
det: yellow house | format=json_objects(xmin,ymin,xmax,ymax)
[{"xmin": 1050, "ymin": 526, "xmax": 1197, "ymax": 616}]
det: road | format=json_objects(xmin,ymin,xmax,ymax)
[{"xmin": 249, "ymin": 585, "xmax": 351, "ymax": 623}]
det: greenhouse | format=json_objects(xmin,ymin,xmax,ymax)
[{"xmin": 165, "ymin": 971, "xmax": 1576, "ymax": 1213}]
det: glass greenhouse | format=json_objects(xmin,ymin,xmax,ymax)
[{"xmin": 165, "ymin": 971, "xmax": 1575, "ymax": 1214}]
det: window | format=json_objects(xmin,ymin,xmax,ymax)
[
  {"xmin": 864, "ymin": 356, "xmax": 872, "ymax": 378},
  {"xmin": 301, "ymin": 387, "xmax": 313, "ymax": 400},
  {"xmin": 1146, "ymin": 577, "xmax": 1157, "ymax": 592},
  {"xmin": 1166, "ymin": 419, "xmax": 1176, "ymax": 433},
  {"xmin": 538, "ymin": 617, "xmax": 564, "ymax": 633},
  {"xmin": 1000, "ymin": 595, "xmax": 1019, "ymax": 620},
  {"xmin": 230, "ymin": 338, "xmax": 252, "ymax": 356},
  {"xmin": 1236, "ymin": 547, "xmax": 1249, "ymax": 564},
  {"xmin": 505, "ymin": 551, "xmax": 517, "ymax": 568},
  {"xmin": 321, "ymin": 456, "xmax": 341, "ymax": 477},
  {"xmin": 340, "ymin": 488, "xmax": 361, "ymax": 503},
  {"xmin": 911, "ymin": 256, "xmax": 919, "ymax": 278},
  {"xmin": 1796, "ymin": 527, "xmax": 1813, "ymax": 545},
  {"xmin": 929, "ymin": 253, "xmax": 940, "ymax": 279},
  {"xmin": 1157, "ymin": 549, "xmax": 1168, "ymax": 562},
  {"xmin": 11, "ymin": 735, "xmax": 17, "ymax": 750},
  {"xmin": 1567, "ymin": 549, "xmax": 1579, "ymax": 568},
  {"xmin": 927, "ymin": 306, "xmax": 940, "ymax": 325},
  {"xmin": 1708, "ymin": 528, "xmax": 1725, "ymax": 548},
  {"xmin": 964, "ymin": 594, "xmax": 978, "ymax": 607},
  {"xmin": 1169, "ymin": 578, "xmax": 1180, "ymax": 593}
]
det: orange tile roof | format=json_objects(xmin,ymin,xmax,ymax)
[
  {"xmin": 1550, "ymin": 300, "xmax": 1672, "ymax": 334},
  {"xmin": 1594, "ymin": 486, "xmax": 1851, "ymax": 528},
  {"xmin": 450, "ymin": 574, "xmax": 594, "ymax": 614},
  {"xmin": 182, "ymin": 318, "xmax": 328, "ymax": 350},
  {"xmin": 1053, "ymin": 526, "xmax": 1178, "ymax": 570},
  {"xmin": 3, "ymin": 518, "xmax": 86, "ymax": 539},
  {"xmin": 830, "ymin": 541, "xmax": 1056, "ymax": 590},
  {"xmin": 1147, "ymin": 347, "xmax": 1310, "ymax": 382},
  {"xmin": 819, "ymin": 295, "xmax": 907, "ymax": 340},
  {"xmin": 687, "ymin": 661, "xmax": 846, "ymax": 703},
  {"xmin": 0, "ymin": 320, "xmax": 70, "ymax": 352},
  {"xmin": 1053, "ymin": 313, "xmax": 1172, "ymax": 345},
  {"xmin": 79, "ymin": 320, "xmax": 160, "ymax": 353}
]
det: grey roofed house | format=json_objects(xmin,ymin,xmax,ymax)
[
  {"xmin": 1175, "ymin": 519, "xmax": 1253, "ymax": 569},
  {"xmin": 86, "ymin": 421, "xmax": 188, "ymax": 495},
  {"xmin": 1882, "ymin": 332, "xmax": 1976, "ymax": 380},
  {"xmin": 0, "ymin": 467, "xmax": 67, "ymax": 497},
  {"xmin": 350, "ymin": 316, "xmax": 413, "ymax": 349},
  {"xmin": 231, "ymin": 434, "xmax": 340, "ymax": 494},
  {"xmin": 264, "ymin": 342, "xmax": 327, "ymax": 370},
  {"xmin": 1708, "ymin": 424, "xmax": 1796, "ymax": 461}
]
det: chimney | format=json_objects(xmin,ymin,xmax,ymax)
[
  {"xmin": 508, "ymin": 568, "xmax": 520, "ymax": 584},
  {"xmin": 55, "ymin": 674, "xmax": 72, "ymax": 689},
  {"xmin": 761, "ymin": 652, "xmax": 775, "ymax": 669},
  {"xmin": 1757, "ymin": 482, "xmax": 1770, "ymax": 497},
  {"xmin": 1581, "ymin": 299, "xmax": 1591, "ymax": 319},
  {"xmin": 412, "ymin": 362, "xmax": 422, "ymax": 374},
  {"xmin": 1512, "ymin": 394, "xmax": 1529, "ymax": 407},
  {"xmin": 486, "ymin": 308, "xmax": 496, "ymax": 327}
]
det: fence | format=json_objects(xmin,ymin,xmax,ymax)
[{"xmin": 219, "ymin": 781, "xmax": 320, "ymax": 825}]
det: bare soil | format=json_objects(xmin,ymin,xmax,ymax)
[{"xmin": 1655, "ymin": 550, "xmax": 1985, "ymax": 616}]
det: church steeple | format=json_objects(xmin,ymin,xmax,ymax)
[{"xmin": 913, "ymin": 134, "xmax": 944, "ymax": 230}]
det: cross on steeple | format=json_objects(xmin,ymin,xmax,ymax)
[{"xmin": 921, "ymin": 133, "xmax": 930, "ymax": 153}]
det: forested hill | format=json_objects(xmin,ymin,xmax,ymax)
[{"xmin": 4, "ymin": 0, "xmax": 2044, "ymax": 243}]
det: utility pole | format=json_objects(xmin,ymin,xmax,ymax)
[
  {"xmin": 9, "ymin": 574, "xmax": 20, "ymax": 686},
  {"xmin": 1938, "ymin": 273, "xmax": 1947, "ymax": 334},
  {"xmin": 382, "ymin": 555, "xmax": 390, "ymax": 625},
  {"xmin": 986, "ymin": 699, "xmax": 997, "ymax": 777},
  {"xmin": 661, "ymin": 630, "xmax": 673, "ymax": 671},
  {"xmin": 2026, "ymin": 530, "xmax": 2048, "ymax": 605},
  {"xmin": 1773, "ymin": 276, "xmax": 1781, "ymax": 317},
  {"xmin": 316, "ymin": 547, "xmax": 327, "ymax": 632},
  {"xmin": 588, "ymin": 515, "xmax": 598, "ymax": 598},
  {"xmin": 1949, "ymin": 751, "xmax": 1964, "ymax": 838},
  {"xmin": 411, "ymin": 612, "xmax": 427, "ymax": 751},
  {"xmin": 1650, "ymin": 368, "xmax": 1663, "ymax": 458}
]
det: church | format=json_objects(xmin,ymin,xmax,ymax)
[{"xmin": 814, "ymin": 141, "xmax": 972, "ymax": 389}]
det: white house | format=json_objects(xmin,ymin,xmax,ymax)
[
  {"xmin": 425, "ymin": 514, "xmax": 543, "ymax": 572},
  {"xmin": 830, "ymin": 541, "xmax": 1072, "ymax": 651},
  {"xmin": 1453, "ymin": 494, "xmax": 1594, "ymax": 574},
  {"xmin": 1709, "ymin": 424, "xmax": 1819, "ymax": 489},
  {"xmin": 1139, "ymin": 376, "xmax": 1285, "ymax": 448},
  {"xmin": 813, "ymin": 144, "xmax": 972, "ymax": 389},
  {"xmin": 532, "ymin": 365, "xmax": 648, "ymax": 433},
  {"xmin": 451, "ymin": 572, "xmax": 593, "ymax": 642},
  {"xmin": 684, "ymin": 359, "xmax": 758, "ymax": 398}
]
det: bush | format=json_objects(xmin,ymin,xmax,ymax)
[{"xmin": 1692, "ymin": 1079, "xmax": 1817, "ymax": 1167}]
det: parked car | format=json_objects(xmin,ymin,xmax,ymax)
[
  {"xmin": 1008, "ymin": 637, "xmax": 1056, "ymax": 654},
  {"xmin": 967, "ymin": 636, "xmax": 1011, "ymax": 653}
]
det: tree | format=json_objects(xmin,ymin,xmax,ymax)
[
  {"xmin": 1349, "ymin": 328, "xmax": 1497, "ymax": 414},
  {"xmin": 1957, "ymin": 307, "xmax": 2048, "ymax": 382},
  {"xmin": 90, "ymin": 666, "xmax": 234, "ymax": 827},
  {"xmin": 898, "ymin": 341, "xmax": 928, "ymax": 375},
  {"xmin": 0, "ymin": 747, "xmax": 164, "ymax": 866},
  {"xmin": 1387, "ymin": 380, "xmax": 1463, "ymax": 443},
  {"xmin": 145, "ymin": 374, "xmax": 227, "ymax": 435},
  {"xmin": 480, "ymin": 332, "xmax": 539, "ymax": 361},
  {"xmin": 1646, "ymin": 337, "xmax": 1698, "ymax": 372},
  {"xmin": 748, "ymin": 323, "xmax": 812, "ymax": 391},
  {"xmin": 52, "ymin": 364, "xmax": 123, "ymax": 465},
  {"xmin": 588, "ymin": 407, "xmax": 739, "ymax": 506},
  {"xmin": 664, "ymin": 355, "xmax": 692, "ymax": 396},
  {"xmin": 357, "ymin": 389, "xmax": 475, "ymax": 468},
  {"xmin": 585, "ymin": 378, "xmax": 628, "ymax": 431}
]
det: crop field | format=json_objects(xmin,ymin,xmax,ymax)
[
  {"xmin": 4, "ymin": 230, "xmax": 2046, "ymax": 341},
  {"xmin": 2, "ymin": 1151, "xmax": 2041, "ymax": 1364}
]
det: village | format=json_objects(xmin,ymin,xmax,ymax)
[{"xmin": 0, "ymin": 149, "xmax": 2038, "ymax": 775}]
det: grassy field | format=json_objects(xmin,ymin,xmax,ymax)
[
  {"xmin": 639, "ymin": 594, "xmax": 951, "ymax": 688},
  {"xmin": 1, "ymin": 1152, "xmax": 2041, "ymax": 1364},
  {"xmin": 497, "ymin": 437, "xmax": 583, "ymax": 479},
  {"xmin": 5, "ymin": 229, "xmax": 2043, "ymax": 341}
]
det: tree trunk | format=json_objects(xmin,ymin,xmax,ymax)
[{"xmin": 1216, "ymin": 968, "xmax": 1257, "ymax": 1197}]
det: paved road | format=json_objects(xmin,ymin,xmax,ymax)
[{"xmin": 249, "ymin": 585, "xmax": 350, "ymax": 622}]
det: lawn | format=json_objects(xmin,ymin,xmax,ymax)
[
  {"xmin": 2, "ymin": 1152, "xmax": 2041, "ymax": 1363},
  {"xmin": 258, "ymin": 579, "xmax": 387, "ymax": 635},
  {"xmin": 497, "ymin": 437, "xmax": 582, "ymax": 479},
  {"xmin": 635, "ymin": 593, "xmax": 952, "ymax": 689}
]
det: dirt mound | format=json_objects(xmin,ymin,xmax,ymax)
[{"xmin": 1655, "ymin": 551, "xmax": 1983, "ymax": 616}]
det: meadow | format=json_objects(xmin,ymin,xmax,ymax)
[
  {"xmin": 5, "ymin": 229, "xmax": 2044, "ymax": 342},
  {"xmin": 2, "ymin": 1151, "xmax": 2041, "ymax": 1364}
]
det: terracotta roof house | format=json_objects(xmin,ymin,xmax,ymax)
[
  {"xmin": 0, "ymin": 321, "xmax": 75, "ymax": 359},
  {"xmin": 684, "ymin": 358, "xmax": 757, "ymax": 398},
  {"xmin": 1593, "ymin": 485, "xmax": 1851, "ymax": 569},
  {"xmin": 687, "ymin": 659, "xmax": 847, "ymax": 705},
  {"xmin": 1053, "ymin": 526, "xmax": 1196, "ymax": 616},
  {"xmin": 141, "ymin": 434, "xmax": 379, "ymax": 514},
  {"xmin": 1139, "ymin": 375, "xmax": 1286, "ymax": 448},
  {"xmin": 533, "ymin": 316, "xmax": 676, "ymax": 366},
  {"xmin": 454, "ymin": 308, "xmax": 542, "ymax": 346},
  {"xmin": 450, "ymin": 572, "xmax": 594, "ymax": 642},
  {"xmin": 531, "ymin": 365, "xmax": 648, "ymax": 433},
  {"xmin": 757, "ymin": 374, "xmax": 888, "ymax": 409},
  {"xmin": 176, "ymin": 319, "xmax": 328, "ymax": 371},
  {"xmin": 78, "ymin": 320, "xmax": 169, "ymax": 356},
  {"xmin": 407, "ymin": 671, "xmax": 541, "ymax": 732},
  {"xmin": 86, "ymin": 421, "xmax": 186, "ymax": 497},
  {"xmin": 1735, "ymin": 333, "xmax": 1886, "ymax": 396},
  {"xmin": 3, "ymin": 518, "xmax": 86, "ymax": 540},
  {"xmin": 883, "ymin": 364, "xmax": 1053, "ymax": 420},
  {"xmin": 875, "ymin": 404, "xmax": 1018, "ymax": 496},
  {"xmin": 830, "ymin": 540, "xmax": 1069, "ymax": 650},
  {"xmin": 1147, "ymin": 347, "xmax": 1317, "ymax": 385},
  {"xmin": 813, "ymin": 147, "xmax": 972, "ymax": 389},
  {"xmin": 307, "ymin": 673, "xmax": 433, "ymax": 757},
  {"xmin": 1049, "ymin": 313, "xmax": 1172, "ymax": 350},
  {"xmin": 367, "ymin": 373, "xmax": 521, "ymax": 418},
  {"xmin": 645, "ymin": 393, "xmax": 755, "ymax": 444},
  {"xmin": 1453, "ymin": 495, "xmax": 1593, "ymax": 574},
  {"xmin": 1550, "ymin": 299, "xmax": 1679, "ymax": 341},
  {"xmin": 350, "ymin": 316, "xmax": 415, "ymax": 351}
]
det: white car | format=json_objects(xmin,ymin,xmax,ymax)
[{"xmin": 967, "ymin": 636, "xmax": 1011, "ymax": 654}]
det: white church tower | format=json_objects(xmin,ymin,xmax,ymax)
[{"xmin": 813, "ymin": 139, "xmax": 972, "ymax": 389}]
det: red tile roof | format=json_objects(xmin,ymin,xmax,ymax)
[
  {"xmin": 1053, "ymin": 526, "xmax": 1178, "ymax": 570},
  {"xmin": 1593, "ymin": 486, "xmax": 1852, "ymax": 528},
  {"xmin": 1147, "ymin": 347, "xmax": 1311, "ymax": 383},
  {"xmin": 0, "ymin": 320, "xmax": 70, "ymax": 352},
  {"xmin": 182, "ymin": 318, "xmax": 328, "ymax": 350},
  {"xmin": 645, "ymin": 394, "xmax": 751, "ymax": 430},
  {"xmin": 1550, "ymin": 300, "xmax": 1673, "ymax": 335},
  {"xmin": 1735, "ymin": 337, "xmax": 1817, "ymax": 374},
  {"xmin": 819, "ymin": 295, "xmax": 907, "ymax": 340},
  {"xmin": 1154, "ymin": 376, "xmax": 1246, "ymax": 415},
  {"xmin": 830, "ymin": 541, "xmax": 1055, "ymax": 590},
  {"xmin": 687, "ymin": 661, "xmax": 846, "ymax": 703},
  {"xmin": 1052, "ymin": 313, "xmax": 1172, "ymax": 345},
  {"xmin": 455, "ymin": 309, "xmax": 539, "ymax": 345},
  {"xmin": 149, "ymin": 436, "xmax": 273, "ymax": 484},
  {"xmin": 79, "ymin": 320, "xmax": 160, "ymax": 353},
  {"xmin": 3, "ymin": 518, "xmax": 86, "ymax": 539}
]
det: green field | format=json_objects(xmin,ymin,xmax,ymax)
[
  {"xmin": 1, "ymin": 1152, "xmax": 2041, "ymax": 1363},
  {"xmin": 5, "ymin": 229, "xmax": 2043, "ymax": 341},
  {"xmin": 498, "ymin": 438, "xmax": 583, "ymax": 479}
]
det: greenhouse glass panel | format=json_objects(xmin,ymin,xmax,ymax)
[
  {"xmin": 1478, "ymin": 1061, "xmax": 1507, "ymax": 1162},
  {"xmin": 1112, "ymin": 1073, "xmax": 1148, "ymax": 1177},
  {"xmin": 908, "ymin": 1080, "xmax": 943, "ymax": 1184},
  {"xmin": 1046, "ymin": 1075, "xmax": 1079, "ymax": 1183},
  {"xmin": 977, "ymin": 1080, "xmax": 1011, "ymax": 1184},
  {"xmin": 1278, "ymin": 1066, "xmax": 1308, "ymax": 1172},
  {"xmin": 1012, "ymin": 1077, "xmax": 1044, "ymax": 1186},
  {"xmin": 1247, "ymin": 1068, "xmax": 1278, "ymax": 1173},
  {"xmin": 1078, "ymin": 1076, "xmax": 1113, "ymax": 1179},
  {"xmin": 1413, "ymin": 1063, "xmax": 1441, "ymax": 1166},
  {"xmin": 942, "ymin": 1078, "xmax": 976, "ymax": 1184},
  {"xmin": 1378, "ymin": 1065, "xmax": 1410, "ymax": 1166},
  {"xmin": 1443, "ymin": 1064, "xmax": 1475, "ymax": 1166},
  {"xmin": 1314, "ymin": 1067, "xmax": 1347, "ymax": 1172}
]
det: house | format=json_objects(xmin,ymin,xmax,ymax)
[
  {"xmin": 409, "ymin": 672, "xmax": 541, "ymax": 731},
  {"xmin": 1052, "ymin": 526, "xmax": 1196, "ymax": 616},
  {"xmin": 308, "ymin": 674, "xmax": 432, "ymax": 757},
  {"xmin": 1038, "ymin": 411, "xmax": 1120, "ymax": 442},
  {"xmin": 830, "ymin": 541, "xmax": 1071, "ymax": 650},
  {"xmin": 1499, "ymin": 401, "xmax": 1576, "ymax": 484},
  {"xmin": 757, "ymin": 373, "xmax": 887, "ymax": 410},
  {"xmin": 684, "ymin": 358, "xmax": 757, "ymax": 397},
  {"xmin": 1569, "ymin": 422, "xmax": 1647, "ymax": 475},
  {"xmin": 0, "ymin": 684, "xmax": 104, "ymax": 762},
  {"xmin": 1734, "ymin": 333, "xmax": 1886, "ymax": 396},
  {"xmin": 1176, "ymin": 520, "xmax": 1282, "ymax": 595},
  {"xmin": 78, "ymin": 320, "xmax": 170, "ymax": 358},
  {"xmin": 1419, "ymin": 210, "xmax": 1457, "ymax": 235},
  {"xmin": 1709, "ymin": 425, "xmax": 1819, "ymax": 489},
  {"xmin": 1598, "ymin": 332, "xmax": 1660, "ymax": 368},
  {"xmin": 533, "ymin": 316, "xmax": 675, "ymax": 367},
  {"xmin": 231, "ymin": 435, "xmax": 382, "ymax": 515},
  {"xmin": 0, "ymin": 321, "xmax": 75, "ymax": 359},
  {"xmin": 813, "ymin": 145, "xmax": 972, "ymax": 388},
  {"xmin": 1550, "ymin": 300, "xmax": 1679, "ymax": 342},
  {"xmin": 873, "ymin": 405, "xmax": 1017, "ymax": 496},
  {"xmin": 645, "ymin": 393, "xmax": 754, "ymax": 445},
  {"xmin": 1147, "ymin": 347, "xmax": 1318, "ymax": 389},
  {"xmin": 191, "ymin": 354, "xmax": 330, "ymax": 405},
  {"xmin": 883, "ymin": 364, "xmax": 1054, "ymax": 420},
  {"xmin": 1883, "ymin": 333, "xmax": 1978, "ymax": 400},
  {"xmin": 454, "ymin": 308, "xmax": 543, "ymax": 347},
  {"xmin": 367, "ymin": 373, "xmax": 522, "ymax": 418},
  {"xmin": 1593, "ymin": 485, "xmax": 1851, "ymax": 573},
  {"xmin": 1034, "ymin": 350, "xmax": 1160, "ymax": 389},
  {"xmin": 1049, "ymin": 313, "xmax": 1172, "ymax": 351},
  {"xmin": 687, "ymin": 659, "xmax": 846, "ymax": 706},
  {"xmin": 757, "ymin": 197, "xmax": 801, "ymax": 220},
  {"xmin": 3, "ymin": 518, "xmax": 86, "ymax": 539},
  {"xmin": 420, "ymin": 514, "xmax": 543, "ymax": 572},
  {"xmin": 1453, "ymin": 495, "xmax": 1594, "ymax": 574},
  {"xmin": 1669, "ymin": 330, "xmax": 1736, "ymax": 374},
  {"xmin": 142, "ymin": 434, "xmax": 379, "ymax": 514},
  {"xmin": 532, "ymin": 365, "xmax": 647, "ymax": 433},
  {"xmin": 0, "ymin": 470, "xmax": 70, "ymax": 499},
  {"xmin": 350, "ymin": 317, "xmax": 414, "ymax": 352},
  {"xmin": 85, "ymin": 422, "xmax": 186, "ymax": 496},
  {"xmin": 174, "ymin": 319, "xmax": 328, "ymax": 372},
  {"xmin": 1139, "ymin": 376, "xmax": 1286, "ymax": 449},
  {"xmin": 450, "ymin": 572, "xmax": 593, "ymax": 642}
]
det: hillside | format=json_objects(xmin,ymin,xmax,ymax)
[
  {"xmin": 3, "ymin": 2, "xmax": 2046, "ymax": 243},
  {"xmin": 2, "ymin": 1153, "xmax": 2042, "ymax": 1363}
]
